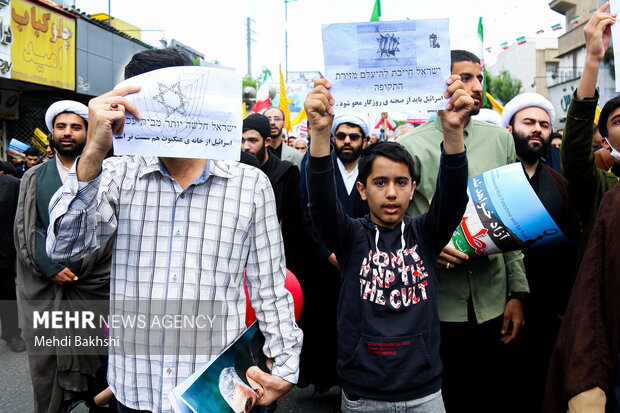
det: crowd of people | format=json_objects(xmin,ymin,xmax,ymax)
[{"xmin": 2, "ymin": 4, "xmax": 620, "ymax": 413}]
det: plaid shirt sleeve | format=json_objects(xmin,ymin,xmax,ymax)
[
  {"xmin": 245, "ymin": 172, "xmax": 303, "ymax": 384},
  {"xmin": 46, "ymin": 157, "xmax": 120, "ymax": 262}
]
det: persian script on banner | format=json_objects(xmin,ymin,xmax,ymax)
[
  {"xmin": 113, "ymin": 66, "xmax": 241, "ymax": 160},
  {"xmin": 322, "ymin": 19, "xmax": 450, "ymax": 114},
  {"xmin": 450, "ymin": 163, "xmax": 570, "ymax": 256}
]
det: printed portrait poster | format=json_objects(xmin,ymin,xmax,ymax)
[
  {"xmin": 170, "ymin": 323, "xmax": 268, "ymax": 413},
  {"xmin": 449, "ymin": 163, "xmax": 570, "ymax": 256},
  {"xmin": 10, "ymin": 0, "xmax": 76, "ymax": 90}
]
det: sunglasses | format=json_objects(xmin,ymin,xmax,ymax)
[{"xmin": 334, "ymin": 132, "xmax": 363, "ymax": 141}]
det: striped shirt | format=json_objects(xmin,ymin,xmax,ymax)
[{"xmin": 47, "ymin": 155, "xmax": 303, "ymax": 412}]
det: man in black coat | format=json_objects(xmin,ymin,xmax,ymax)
[
  {"xmin": 242, "ymin": 114, "xmax": 303, "ymax": 274},
  {"xmin": 0, "ymin": 173, "xmax": 25, "ymax": 352}
]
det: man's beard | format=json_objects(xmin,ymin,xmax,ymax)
[
  {"xmin": 335, "ymin": 143, "xmax": 363, "ymax": 164},
  {"xmin": 469, "ymin": 93, "xmax": 482, "ymax": 116},
  {"xmin": 270, "ymin": 126, "xmax": 283, "ymax": 140},
  {"xmin": 255, "ymin": 145, "xmax": 267, "ymax": 164},
  {"xmin": 49, "ymin": 136, "xmax": 86, "ymax": 158},
  {"xmin": 513, "ymin": 130, "xmax": 548, "ymax": 164}
]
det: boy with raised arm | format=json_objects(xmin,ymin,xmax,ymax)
[{"xmin": 304, "ymin": 77, "xmax": 472, "ymax": 412}]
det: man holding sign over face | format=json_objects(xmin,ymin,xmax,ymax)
[{"xmin": 45, "ymin": 49, "xmax": 302, "ymax": 413}]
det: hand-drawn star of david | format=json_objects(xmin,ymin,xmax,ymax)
[
  {"xmin": 153, "ymin": 81, "xmax": 189, "ymax": 118},
  {"xmin": 376, "ymin": 32, "xmax": 400, "ymax": 58}
]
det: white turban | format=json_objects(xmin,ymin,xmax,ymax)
[
  {"xmin": 45, "ymin": 100, "xmax": 89, "ymax": 134},
  {"xmin": 331, "ymin": 114, "xmax": 370, "ymax": 137},
  {"xmin": 501, "ymin": 93, "xmax": 555, "ymax": 129},
  {"xmin": 473, "ymin": 108, "xmax": 502, "ymax": 126}
]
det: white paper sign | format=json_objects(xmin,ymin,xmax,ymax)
[
  {"xmin": 610, "ymin": 0, "xmax": 620, "ymax": 92},
  {"xmin": 322, "ymin": 19, "xmax": 451, "ymax": 114},
  {"xmin": 113, "ymin": 66, "xmax": 241, "ymax": 160}
]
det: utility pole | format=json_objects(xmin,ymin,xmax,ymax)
[
  {"xmin": 284, "ymin": 0, "xmax": 298, "ymax": 82},
  {"xmin": 246, "ymin": 17, "xmax": 255, "ymax": 77}
]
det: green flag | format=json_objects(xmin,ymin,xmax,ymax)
[
  {"xmin": 478, "ymin": 17, "xmax": 488, "ymax": 107},
  {"xmin": 371, "ymin": 0, "xmax": 381, "ymax": 21}
]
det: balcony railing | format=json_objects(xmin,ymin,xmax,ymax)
[{"xmin": 548, "ymin": 68, "xmax": 582, "ymax": 86}]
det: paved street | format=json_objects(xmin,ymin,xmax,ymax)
[{"xmin": 0, "ymin": 340, "xmax": 340, "ymax": 413}]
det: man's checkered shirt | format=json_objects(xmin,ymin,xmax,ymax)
[{"xmin": 47, "ymin": 155, "xmax": 302, "ymax": 412}]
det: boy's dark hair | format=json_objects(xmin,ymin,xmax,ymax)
[
  {"xmin": 451, "ymin": 50, "xmax": 480, "ymax": 71},
  {"xmin": 598, "ymin": 95, "xmax": 620, "ymax": 137},
  {"xmin": 358, "ymin": 142, "xmax": 416, "ymax": 186},
  {"xmin": 124, "ymin": 49, "xmax": 194, "ymax": 79},
  {"xmin": 25, "ymin": 147, "xmax": 40, "ymax": 157},
  {"xmin": 0, "ymin": 161, "xmax": 16, "ymax": 175}
]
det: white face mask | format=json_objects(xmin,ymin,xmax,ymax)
[{"xmin": 605, "ymin": 138, "xmax": 620, "ymax": 162}]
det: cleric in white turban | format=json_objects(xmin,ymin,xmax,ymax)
[
  {"xmin": 45, "ymin": 100, "xmax": 89, "ymax": 134},
  {"xmin": 501, "ymin": 93, "xmax": 555, "ymax": 129},
  {"xmin": 331, "ymin": 114, "xmax": 370, "ymax": 138}
]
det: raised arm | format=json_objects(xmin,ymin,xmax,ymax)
[
  {"xmin": 304, "ymin": 80, "xmax": 354, "ymax": 253},
  {"xmin": 576, "ymin": 2, "xmax": 615, "ymax": 100},
  {"xmin": 422, "ymin": 75, "xmax": 472, "ymax": 250},
  {"xmin": 306, "ymin": 79, "xmax": 334, "ymax": 158},
  {"xmin": 561, "ymin": 4, "xmax": 617, "ymax": 228}
]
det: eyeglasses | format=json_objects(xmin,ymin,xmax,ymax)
[
  {"xmin": 335, "ymin": 132, "xmax": 363, "ymax": 141},
  {"xmin": 266, "ymin": 116, "xmax": 283, "ymax": 122}
]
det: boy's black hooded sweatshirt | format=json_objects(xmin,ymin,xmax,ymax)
[{"xmin": 307, "ymin": 149, "xmax": 468, "ymax": 402}]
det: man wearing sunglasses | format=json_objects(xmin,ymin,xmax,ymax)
[{"xmin": 264, "ymin": 108, "xmax": 303, "ymax": 168}]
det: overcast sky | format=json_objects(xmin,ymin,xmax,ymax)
[{"xmin": 77, "ymin": 0, "xmax": 566, "ymax": 80}]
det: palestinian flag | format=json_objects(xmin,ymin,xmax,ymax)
[
  {"xmin": 516, "ymin": 36, "xmax": 527, "ymax": 45},
  {"xmin": 552, "ymin": 23, "xmax": 562, "ymax": 31}
]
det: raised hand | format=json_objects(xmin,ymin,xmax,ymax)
[
  {"xmin": 78, "ymin": 86, "xmax": 141, "ymax": 181},
  {"xmin": 439, "ymin": 74, "xmax": 474, "ymax": 154},
  {"xmin": 304, "ymin": 79, "xmax": 334, "ymax": 158},
  {"xmin": 584, "ymin": 2, "xmax": 616, "ymax": 63},
  {"xmin": 577, "ymin": 2, "xmax": 617, "ymax": 99}
]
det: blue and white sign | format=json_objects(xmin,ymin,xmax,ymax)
[{"xmin": 322, "ymin": 19, "xmax": 450, "ymax": 114}]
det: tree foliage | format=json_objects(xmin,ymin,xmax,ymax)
[
  {"xmin": 242, "ymin": 75, "xmax": 258, "ymax": 90},
  {"xmin": 485, "ymin": 70, "xmax": 522, "ymax": 106}
]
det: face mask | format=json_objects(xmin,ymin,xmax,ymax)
[{"xmin": 605, "ymin": 139, "xmax": 620, "ymax": 162}]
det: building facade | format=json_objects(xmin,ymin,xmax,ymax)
[
  {"xmin": 547, "ymin": 0, "xmax": 615, "ymax": 129},
  {"xmin": 488, "ymin": 38, "xmax": 559, "ymax": 101}
]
